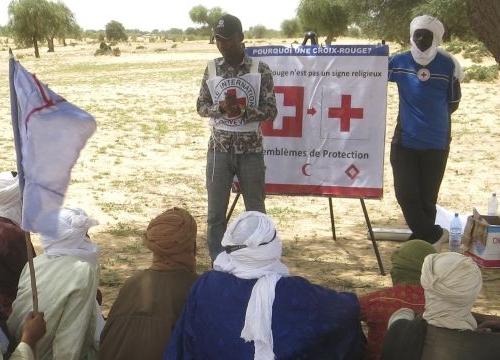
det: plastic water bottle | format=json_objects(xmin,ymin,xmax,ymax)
[
  {"xmin": 488, "ymin": 192, "xmax": 498, "ymax": 216},
  {"xmin": 449, "ymin": 213, "xmax": 462, "ymax": 253}
]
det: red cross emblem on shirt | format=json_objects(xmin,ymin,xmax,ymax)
[
  {"xmin": 224, "ymin": 88, "xmax": 247, "ymax": 117},
  {"xmin": 328, "ymin": 94, "xmax": 364, "ymax": 132}
]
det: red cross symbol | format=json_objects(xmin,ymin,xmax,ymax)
[{"xmin": 328, "ymin": 95, "xmax": 363, "ymax": 132}]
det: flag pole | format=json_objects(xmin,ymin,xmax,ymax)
[{"xmin": 9, "ymin": 48, "xmax": 39, "ymax": 314}]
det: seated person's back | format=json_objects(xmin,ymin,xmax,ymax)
[
  {"xmin": 381, "ymin": 252, "xmax": 500, "ymax": 360},
  {"xmin": 164, "ymin": 211, "xmax": 366, "ymax": 359},
  {"xmin": 423, "ymin": 323, "xmax": 500, "ymax": 360},
  {"xmin": 99, "ymin": 208, "xmax": 199, "ymax": 360},
  {"xmin": 7, "ymin": 207, "xmax": 101, "ymax": 360}
]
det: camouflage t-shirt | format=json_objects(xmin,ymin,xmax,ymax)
[{"xmin": 196, "ymin": 55, "xmax": 277, "ymax": 154}]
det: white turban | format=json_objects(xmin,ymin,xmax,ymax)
[
  {"xmin": 410, "ymin": 15, "xmax": 443, "ymax": 66},
  {"xmin": 421, "ymin": 252, "xmax": 482, "ymax": 330},
  {"xmin": 410, "ymin": 15, "xmax": 464, "ymax": 80},
  {"xmin": 0, "ymin": 171, "xmax": 22, "ymax": 226},
  {"xmin": 213, "ymin": 211, "xmax": 289, "ymax": 360},
  {"xmin": 40, "ymin": 207, "xmax": 99, "ymax": 265}
]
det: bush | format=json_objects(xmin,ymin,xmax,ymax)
[
  {"xmin": 445, "ymin": 39, "xmax": 492, "ymax": 63},
  {"xmin": 94, "ymin": 42, "xmax": 121, "ymax": 56},
  {"xmin": 463, "ymin": 64, "xmax": 499, "ymax": 82}
]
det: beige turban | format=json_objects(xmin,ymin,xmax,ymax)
[
  {"xmin": 0, "ymin": 171, "xmax": 22, "ymax": 226},
  {"xmin": 421, "ymin": 252, "xmax": 482, "ymax": 330},
  {"xmin": 40, "ymin": 207, "xmax": 99, "ymax": 265},
  {"xmin": 145, "ymin": 207, "xmax": 197, "ymax": 272}
]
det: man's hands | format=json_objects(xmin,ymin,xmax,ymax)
[
  {"xmin": 220, "ymin": 92, "xmax": 243, "ymax": 117},
  {"xmin": 20, "ymin": 312, "xmax": 46, "ymax": 350},
  {"xmin": 474, "ymin": 313, "xmax": 500, "ymax": 333}
]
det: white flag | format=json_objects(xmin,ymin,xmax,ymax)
[{"xmin": 11, "ymin": 59, "xmax": 96, "ymax": 237}]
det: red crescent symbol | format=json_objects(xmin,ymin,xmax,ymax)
[{"xmin": 301, "ymin": 163, "xmax": 311, "ymax": 176}]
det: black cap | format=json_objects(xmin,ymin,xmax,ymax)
[{"xmin": 214, "ymin": 14, "xmax": 242, "ymax": 39}]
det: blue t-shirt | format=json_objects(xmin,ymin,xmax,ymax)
[
  {"xmin": 389, "ymin": 51, "xmax": 461, "ymax": 150},
  {"xmin": 163, "ymin": 271, "xmax": 366, "ymax": 359}
]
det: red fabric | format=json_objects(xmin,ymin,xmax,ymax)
[
  {"xmin": 0, "ymin": 217, "xmax": 34, "ymax": 321},
  {"xmin": 359, "ymin": 283, "xmax": 425, "ymax": 360}
]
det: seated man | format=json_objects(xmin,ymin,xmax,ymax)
[
  {"xmin": 381, "ymin": 252, "xmax": 500, "ymax": 360},
  {"xmin": 8, "ymin": 207, "xmax": 102, "ymax": 359},
  {"xmin": 0, "ymin": 171, "xmax": 36, "ymax": 325},
  {"xmin": 1, "ymin": 312, "xmax": 46, "ymax": 360},
  {"xmin": 359, "ymin": 239, "xmax": 436, "ymax": 360},
  {"xmin": 164, "ymin": 211, "xmax": 366, "ymax": 359},
  {"xmin": 99, "ymin": 207, "xmax": 199, "ymax": 360}
]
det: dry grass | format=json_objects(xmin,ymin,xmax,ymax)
[{"xmin": 0, "ymin": 38, "xmax": 499, "ymax": 316}]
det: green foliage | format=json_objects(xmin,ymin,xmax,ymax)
[
  {"xmin": 463, "ymin": 42, "xmax": 491, "ymax": 63},
  {"xmin": 349, "ymin": 0, "xmax": 473, "ymax": 45},
  {"xmin": 188, "ymin": 5, "xmax": 226, "ymax": 42},
  {"xmin": 281, "ymin": 18, "xmax": 301, "ymax": 38},
  {"xmin": 445, "ymin": 39, "xmax": 493, "ymax": 63},
  {"xmin": 247, "ymin": 25, "xmax": 267, "ymax": 39},
  {"xmin": 0, "ymin": 24, "xmax": 10, "ymax": 37},
  {"xmin": 463, "ymin": 64, "xmax": 499, "ymax": 82},
  {"xmin": 346, "ymin": 25, "xmax": 361, "ymax": 38},
  {"xmin": 189, "ymin": 5, "xmax": 209, "ymax": 25},
  {"xmin": 8, "ymin": 0, "xmax": 83, "ymax": 56},
  {"xmin": 105, "ymin": 20, "xmax": 128, "ymax": 42},
  {"xmin": 297, "ymin": 0, "xmax": 348, "ymax": 38},
  {"xmin": 8, "ymin": 0, "xmax": 52, "ymax": 57}
]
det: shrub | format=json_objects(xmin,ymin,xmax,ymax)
[{"xmin": 463, "ymin": 64, "xmax": 499, "ymax": 82}]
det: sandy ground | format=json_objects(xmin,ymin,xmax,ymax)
[{"xmin": 0, "ymin": 38, "xmax": 499, "ymax": 318}]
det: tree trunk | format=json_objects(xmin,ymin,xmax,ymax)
[
  {"xmin": 47, "ymin": 37, "xmax": 55, "ymax": 52},
  {"xmin": 467, "ymin": 0, "xmax": 500, "ymax": 64},
  {"xmin": 33, "ymin": 37, "xmax": 40, "ymax": 58}
]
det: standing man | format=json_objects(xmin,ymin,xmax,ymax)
[
  {"xmin": 197, "ymin": 14, "xmax": 277, "ymax": 261},
  {"xmin": 389, "ymin": 15, "xmax": 463, "ymax": 251}
]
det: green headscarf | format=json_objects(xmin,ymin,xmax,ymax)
[{"xmin": 390, "ymin": 239, "xmax": 436, "ymax": 285}]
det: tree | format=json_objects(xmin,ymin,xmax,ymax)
[
  {"xmin": 281, "ymin": 19, "xmax": 301, "ymax": 38},
  {"xmin": 189, "ymin": 5, "xmax": 225, "ymax": 43},
  {"xmin": 467, "ymin": 0, "xmax": 500, "ymax": 64},
  {"xmin": 297, "ymin": 0, "xmax": 349, "ymax": 44},
  {"xmin": 349, "ymin": 0, "xmax": 473, "ymax": 45},
  {"xmin": 349, "ymin": 0, "xmax": 422, "ymax": 45},
  {"xmin": 105, "ymin": 20, "xmax": 127, "ymax": 42},
  {"xmin": 412, "ymin": 0, "xmax": 473, "ymax": 41},
  {"xmin": 45, "ymin": 1, "xmax": 81, "ymax": 52},
  {"xmin": 8, "ymin": 0, "xmax": 52, "ymax": 58},
  {"xmin": 247, "ymin": 25, "xmax": 267, "ymax": 39}
]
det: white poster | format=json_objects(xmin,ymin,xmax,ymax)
[{"xmin": 247, "ymin": 44, "xmax": 388, "ymax": 199}]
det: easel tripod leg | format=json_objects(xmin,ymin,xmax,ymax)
[{"xmin": 360, "ymin": 198, "xmax": 386, "ymax": 275}]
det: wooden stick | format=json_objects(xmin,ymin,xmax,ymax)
[{"xmin": 24, "ymin": 231, "xmax": 38, "ymax": 314}]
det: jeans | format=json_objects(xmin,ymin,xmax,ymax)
[
  {"xmin": 206, "ymin": 149, "xmax": 266, "ymax": 261},
  {"xmin": 390, "ymin": 144, "xmax": 448, "ymax": 243}
]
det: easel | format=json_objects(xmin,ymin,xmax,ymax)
[{"xmin": 226, "ymin": 193, "xmax": 386, "ymax": 275}]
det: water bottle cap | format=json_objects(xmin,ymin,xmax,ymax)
[{"xmin": 454, "ymin": 212, "xmax": 459, "ymax": 216}]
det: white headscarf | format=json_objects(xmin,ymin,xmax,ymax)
[
  {"xmin": 0, "ymin": 171, "xmax": 22, "ymax": 226},
  {"xmin": 213, "ymin": 211, "xmax": 289, "ymax": 360},
  {"xmin": 410, "ymin": 15, "xmax": 464, "ymax": 80},
  {"xmin": 40, "ymin": 207, "xmax": 99, "ymax": 265},
  {"xmin": 421, "ymin": 252, "xmax": 482, "ymax": 330}
]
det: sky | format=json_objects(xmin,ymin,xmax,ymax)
[{"xmin": 0, "ymin": 0, "xmax": 301, "ymax": 32}]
